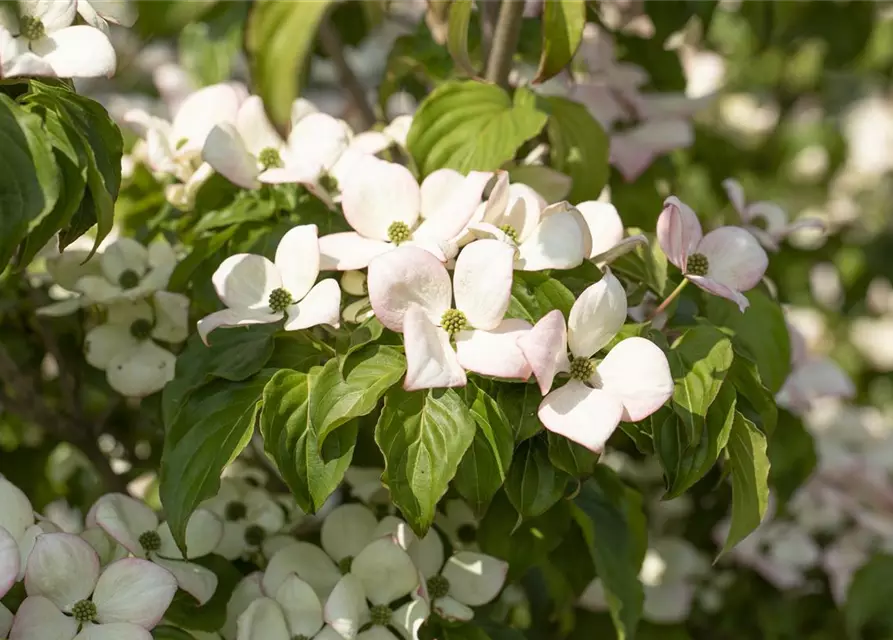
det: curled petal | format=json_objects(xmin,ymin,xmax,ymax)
[
  {"xmin": 454, "ymin": 321, "xmax": 533, "ymax": 381},
  {"xmin": 516, "ymin": 204, "xmax": 591, "ymax": 271},
  {"xmin": 202, "ymin": 123, "xmax": 260, "ymax": 189},
  {"xmin": 433, "ymin": 595, "xmax": 473, "ymax": 622},
  {"xmin": 538, "ymin": 381, "xmax": 624, "ymax": 452},
  {"xmin": 212, "ymin": 253, "xmax": 281, "ymax": 311},
  {"xmin": 596, "ymin": 337, "xmax": 674, "ymax": 422},
  {"xmin": 592, "ymin": 234, "xmax": 648, "ymax": 266},
  {"xmin": 686, "ymin": 275, "xmax": 751, "ymax": 313},
  {"xmin": 721, "ymin": 178, "xmax": 747, "ymax": 216},
  {"xmin": 656, "ymin": 196, "xmax": 702, "ymax": 271},
  {"xmin": 517, "ymin": 309, "xmax": 570, "ymax": 395},
  {"xmin": 319, "ymin": 233, "xmax": 392, "ymax": 271},
  {"xmin": 697, "ymin": 226, "xmax": 768, "ymax": 293},
  {"xmin": 275, "ymin": 225, "xmax": 319, "ymax": 301},
  {"xmin": 403, "ymin": 304, "xmax": 466, "ymax": 391},
  {"xmin": 567, "ymin": 270, "xmax": 627, "ymax": 358},
  {"xmin": 283, "ymin": 279, "xmax": 341, "ymax": 331},
  {"xmin": 0, "ymin": 477, "xmax": 34, "ymax": 541},
  {"xmin": 342, "ymin": 157, "xmax": 420, "ymax": 241},
  {"xmin": 197, "ymin": 308, "xmax": 282, "ymax": 346},
  {"xmin": 367, "ymin": 247, "xmax": 452, "ymax": 332},
  {"xmin": 576, "ymin": 201, "xmax": 624, "ymax": 260},
  {"xmin": 441, "ymin": 552, "xmax": 508, "ymax": 606},
  {"xmin": 453, "ymin": 239, "xmax": 515, "ymax": 330}
]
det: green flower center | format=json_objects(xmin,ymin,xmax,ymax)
[
  {"xmin": 457, "ymin": 523, "xmax": 477, "ymax": 544},
  {"xmin": 118, "ymin": 269, "xmax": 140, "ymax": 290},
  {"xmin": 569, "ymin": 357, "xmax": 594, "ymax": 381},
  {"xmin": 139, "ymin": 530, "xmax": 162, "ymax": 553},
  {"xmin": 19, "ymin": 15, "xmax": 45, "ymax": 40},
  {"xmin": 338, "ymin": 555, "xmax": 353, "ymax": 575},
  {"xmin": 130, "ymin": 319, "xmax": 153, "ymax": 340},
  {"xmin": 259, "ymin": 147, "xmax": 283, "ymax": 169},
  {"xmin": 225, "ymin": 501, "xmax": 247, "ymax": 522},
  {"xmin": 426, "ymin": 574, "xmax": 451, "ymax": 600},
  {"xmin": 686, "ymin": 252, "xmax": 709, "ymax": 276},
  {"xmin": 175, "ymin": 137, "xmax": 189, "ymax": 150},
  {"xmin": 245, "ymin": 524, "xmax": 266, "ymax": 547},
  {"xmin": 441, "ymin": 308, "xmax": 468, "ymax": 336},
  {"xmin": 71, "ymin": 599, "xmax": 96, "ymax": 623},
  {"xmin": 318, "ymin": 174, "xmax": 338, "ymax": 193},
  {"xmin": 369, "ymin": 604, "xmax": 393, "ymax": 626},
  {"xmin": 268, "ymin": 287, "xmax": 294, "ymax": 313},
  {"xmin": 387, "ymin": 221, "xmax": 412, "ymax": 245},
  {"xmin": 499, "ymin": 224, "xmax": 519, "ymax": 243}
]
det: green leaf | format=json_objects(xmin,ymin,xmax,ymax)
[
  {"xmin": 654, "ymin": 383, "xmax": 737, "ymax": 498},
  {"xmin": 162, "ymin": 554, "xmax": 243, "ymax": 632},
  {"xmin": 543, "ymin": 95, "xmax": 610, "ymax": 203},
  {"xmin": 727, "ymin": 354, "xmax": 777, "ymax": 434},
  {"xmin": 152, "ymin": 626, "xmax": 197, "ymax": 640},
  {"xmin": 609, "ymin": 231, "xmax": 669, "ymax": 297},
  {"xmin": 0, "ymin": 93, "xmax": 59, "ymax": 267},
  {"xmin": 245, "ymin": 0, "xmax": 334, "ymax": 129},
  {"xmin": 845, "ymin": 554, "xmax": 893, "ymax": 639},
  {"xmin": 162, "ymin": 326, "xmax": 279, "ymax": 427},
  {"xmin": 407, "ymin": 81, "xmax": 548, "ymax": 177},
  {"xmin": 668, "ymin": 324, "xmax": 734, "ymax": 443},
  {"xmin": 442, "ymin": 624, "xmax": 491, "ymax": 640},
  {"xmin": 161, "ymin": 370, "xmax": 276, "ymax": 549},
  {"xmin": 447, "ymin": 0, "xmax": 476, "ymax": 76},
  {"xmin": 719, "ymin": 412, "xmax": 770, "ymax": 557},
  {"xmin": 194, "ymin": 193, "xmax": 277, "ymax": 232},
  {"xmin": 705, "ymin": 289, "xmax": 790, "ymax": 394},
  {"xmin": 311, "ymin": 345, "xmax": 406, "ymax": 446},
  {"xmin": 504, "ymin": 436, "xmax": 569, "ymax": 519},
  {"xmin": 478, "ymin": 491, "xmax": 571, "ymax": 580},
  {"xmin": 260, "ymin": 369, "xmax": 357, "ymax": 512},
  {"xmin": 506, "ymin": 164, "xmax": 571, "ymax": 202},
  {"xmin": 547, "ymin": 432, "xmax": 598, "ymax": 478},
  {"xmin": 375, "ymin": 388, "xmax": 476, "ymax": 535},
  {"xmin": 572, "ymin": 468, "xmax": 646, "ymax": 640},
  {"xmin": 535, "ymin": 0, "xmax": 586, "ymax": 82},
  {"xmin": 453, "ymin": 381, "xmax": 515, "ymax": 513},
  {"xmin": 507, "ymin": 271, "xmax": 576, "ymax": 323},
  {"xmin": 768, "ymin": 409, "xmax": 816, "ymax": 506},
  {"xmin": 496, "ymin": 382, "xmax": 543, "ymax": 441}
]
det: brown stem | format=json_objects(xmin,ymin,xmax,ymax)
[
  {"xmin": 484, "ymin": 0, "xmax": 526, "ymax": 88},
  {"xmin": 480, "ymin": 0, "xmax": 502, "ymax": 62},
  {"xmin": 317, "ymin": 16, "xmax": 377, "ymax": 129}
]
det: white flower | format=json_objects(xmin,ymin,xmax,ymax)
[
  {"xmin": 0, "ymin": 0, "xmax": 116, "ymax": 78},
  {"xmin": 657, "ymin": 196, "xmax": 769, "ymax": 312},
  {"xmin": 409, "ymin": 528, "xmax": 507, "ymax": 622},
  {"xmin": 319, "ymin": 158, "xmax": 493, "ymax": 269},
  {"xmin": 11, "ymin": 532, "xmax": 177, "ymax": 639},
  {"xmin": 367, "ymin": 242, "xmax": 532, "ymax": 390},
  {"xmin": 723, "ymin": 178, "xmax": 824, "ymax": 251},
  {"xmin": 74, "ymin": 237, "xmax": 178, "ymax": 304},
  {"xmin": 575, "ymin": 200, "xmax": 646, "ymax": 265},
  {"xmin": 469, "ymin": 173, "xmax": 592, "ymax": 271},
  {"xmin": 76, "ymin": 0, "xmax": 136, "ymax": 34},
  {"xmin": 236, "ymin": 583, "xmax": 342, "ymax": 640},
  {"xmin": 776, "ymin": 320, "xmax": 854, "ymax": 414},
  {"xmin": 518, "ymin": 270, "xmax": 674, "ymax": 451},
  {"xmin": 434, "ymin": 500, "xmax": 479, "ymax": 551},
  {"xmin": 343, "ymin": 468, "xmax": 388, "ymax": 505},
  {"xmin": 0, "ymin": 476, "xmax": 39, "ymax": 595},
  {"xmin": 84, "ymin": 291, "xmax": 187, "ymax": 397},
  {"xmin": 89, "ymin": 494, "xmax": 223, "ymax": 605},
  {"xmin": 197, "ymin": 224, "xmax": 341, "ymax": 345},
  {"xmin": 199, "ymin": 478, "xmax": 287, "ymax": 561},
  {"xmin": 340, "ymin": 272, "xmax": 374, "ymax": 326}
]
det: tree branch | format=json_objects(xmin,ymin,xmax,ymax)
[
  {"xmin": 317, "ymin": 16, "xmax": 377, "ymax": 129},
  {"xmin": 484, "ymin": 0, "xmax": 526, "ymax": 88}
]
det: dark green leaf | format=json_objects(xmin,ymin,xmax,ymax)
[
  {"xmin": 505, "ymin": 436, "xmax": 569, "ymax": 519},
  {"xmin": 547, "ymin": 431, "xmax": 598, "ymax": 477},
  {"xmin": 719, "ymin": 412, "xmax": 770, "ymax": 556},
  {"xmin": 447, "ymin": 0, "xmax": 476, "ymax": 76},
  {"xmin": 152, "ymin": 626, "xmax": 197, "ymax": 640},
  {"xmin": 543, "ymin": 95, "xmax": 610, "ymax": 203},
  {"xmin": 507, "ymin": 271, "xmax": 576, "ymax": 323},
  {"xmin": 727, "ymin": 354, "xmax": 778, "ymax": 434},
  {"xmin": 768, "ymin": 409, "xmax": 816, "ymax": 506},
  {"xmin": 407, "ymin": 81, "xmax": 548, "ymax": 177},
  {"xmin": 845, "ymin": 554, "xmax": 893, "ymax": 639},
  {"xmin": 260, "ymin": 369, "xmax": 357, "ymax": 512},
  {"xmin": 535, "ymin": 0, "xmax": 586, "ymax": 82},
  {"xmin": 496, "ymin": 382, "xmax": 543, "ymax": 441},
  {"xmin": 375, "ymin": 388, "xmax": 476, "ymax": 535}
]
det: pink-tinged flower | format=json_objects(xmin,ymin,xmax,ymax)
[
  {"xmin": 518, "ymin": 271, "xmax": 673, "ymax": 452},
  {"xmin": 319, "ymin": 157, "xmax": 493, "ymax": 270},
  {"xmin": 657, "ymin": 196, "xmax": 768, "ymax": 312},
  {"xmin": 88, "ymin": 494, "xmax": 223, "ymax": 605},
  {"xmin": 197, "ymin": 224, "xmax": 341, "ymax": 345},
  {"xmin": 575, "ymin": 200, "xmax": 648, "ymax": 265},
  {"xmin": 468, "ymin": 173, "xmax": 592, "ymax": 271},
  {"xmin": 367, "ymin": 242, "xmax": 532, "ymax": 391},
  {"xmin": 11, "ymin": 532, "xmax": 176, "ymax": 639},
  {"xmin": 776, "ymin": 321, "xmax": 854, "ymax": 414},
  {"xmin": 723, "ymin": 178, "xmax": 824, "ymax": 251}
]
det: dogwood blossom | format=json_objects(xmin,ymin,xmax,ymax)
[
  {"xmin": 89, "ymin": 494, "xmax": 223, "ymax": 605},
  {"xmin": 74, "ymin": 237, "xmax": 178, "ymax": 304},
  {"xmin": 84, "ymin": 291, "xmax": 188, "ymax": 397},
  {"xmin": 518, "ymin": 271, "xmax": 674, "ymax": 451},
  {"xmin": 723, "ymin": 178, "xmax": 824, "ymax": 251},
  {"xmin": 0, "ymin": 477, "xmax": 37, "ymax": 594},
  {"xmin": 320, "ymin": 158, "xmax": 493, "ymax": 269},
  {"xmin": 12, "ymin": 532, "xmax": 176, "ymax": 639},
  {"xmin": 434, "ymin": 500, "xmax": 479, "ymax": 551},
  {"xmin": 197, "ymin": 224, "xmax": 341, "ymax": 345},
  {"xmin": 76, "ymin": 0, "xmax": 136, "ymax": 34},
  {"xmin": 199, "ymin": 478, "xmax": 287, "ymax": 561},
  {"xmin": 0, "ymin": 0, "xmax": 116, "ymax": 78},
  {"xmin": 777, "ymin": 320, "xmax": 854, "ymax": 414},
  {"xmin": 367, "ymin": 242, "xmax": 532, "ymax": 390},
  {"xmin": 657, "ymin": 196, "xmax": 768, "ymax": 312}
]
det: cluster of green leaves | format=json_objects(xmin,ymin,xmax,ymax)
[{"xmin": 0, "ymin": 80, "xmax": 122, "ymax": 269}]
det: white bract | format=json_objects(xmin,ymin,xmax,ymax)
[
  {"xmin": 319, "ymin": 157, "xmax": 493, "ymax": 269},
  {"xmin": 11, "ymin": 532, "xmax": 176, "ymax": 639},
  {"xmin": 367, "ymin": 241, "xmax": 532, "ymax": 390},
  {"xmin": 657, "ymin": 196, "xmax": 769, "ymax": 312},
  {"xmin": 0, "ymin": 0, "xmax": 116, "ymax": 78},
  {"xmin": 434, "ymin": 500, "xmax": 479, "ymax": 551},
  {"xmin": 197, "ymin": 224, "xmax": 341, "ymax": 345},
  {"xmin": 74, "ymin": 237, "xmax": 178, "ymax": 304},
  {"xmin": 777, "ymin": 320, "xmax": 854, "ymax": 414},
  {"xmin": 518, "ymin": 270, "xmax": 674, "ymax": 451},
  {"xmin": 200, "ymin": 478, "xmax": 287, "ymax": 561},
  {"xmin": 89, "ymin": 494, "xmax": 223, "ymax": 605},
  {"xmin": 76, "ymin": 0, "xmax": 137, "ymax": 34},
  {"xmin": 0, "ymin": 477, "xmax": 40, "ymax": 595},
  {"xmin": 84, "ymin": 291, "xmax": 187, "ymax": 397},
  {"xmin": 723, "ymin": 178, "xmax": 824, "ymax": 251}
]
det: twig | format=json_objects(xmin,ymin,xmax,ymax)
[
  {"xmin": 317, "ymin": 16, "xmax": 377, "ymax": 129},
  {"xmin": 480, "ymin": 0, "xmax": 502, "ymax": 62},
  {"xmin": 484, "ymin": 0, "xmax": 526, "ymax": 88}
]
